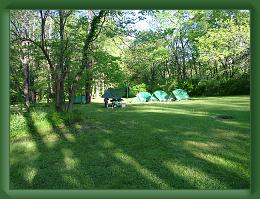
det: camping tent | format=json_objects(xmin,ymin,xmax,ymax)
[
  {"xmin": 151, "ymin": 90, "xmax": 170, "ymax": 102},
  {"xmin": 172, "ymin": 89, "xmax": 190, "ymax": 100},
  {"xmin": 74, "ymin": 96, "xmax": 86, "ymax": 104},
  {"xmin": 101, "ymin": 87, "xmax": 135, "ymax": 99},
  {"xmin": 132, "ymin": 92, "xmax": 152, "ymax": 103},
  {"xmin": 116, "ymin": 87, "xmax": 135, "ymax": 98},
  {"xmin": 101, "ymin": 88, "xmax": 122, "ymax": 99},
  {"xmin": 148, "ymin": 95, "xmax": 159, "ymax": 102}
]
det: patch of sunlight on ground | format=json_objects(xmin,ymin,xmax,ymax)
[
  {"xmin": 156, "ymin": 129, "xmax": 169, "ymax": 133},
  {"xmin": 64, "ymin": 133, "xmax": 76, "ymax": 142},
  {"xmin": 214, "ymin": 129, "xmax": 250, "ymax": 140},
  {"xmin": 129, "ymin": 106, "xmax": 208, "ymax": 117},
  {"xmin": 164, "ymin": 160, "xmax": 226, "ymax": 188},
  {"xmin": 42, "ymin": 134, "xmax": 60, "ymax": 148},
  {"xmin": 34, "ymin": 120, "xmax": 53, "ymax": 135},
  {"xmin": 184, "ymin": 140, "xmax": 221, "ymax": 150},
  {"xmin": 62, "ymin": 148, "xmax": 79, "ymax": 170},
  {"xmin": 182, "ymin": 131, "xmax": 201, "ymax": 136},
  {"xmin": 62, "ymin": 174, "xmax": 81, "ymax": 187},
  {"xmin": 23, "ymin": 166, "xmax": 38, "ymax": 185},
  {"xmin": 100, "ymin": 139, "xmax": 115, "ymax": 149},
  {"xmin": 10, "ymin": 133, "xmax": 32, "ymax": 143},
  {"xmin": 74, "ymin": 123, "xmax": 82, "ymax": 130},
  {"xmin": 113, "ymin": 149, "xmax": 170, "ymax": 189},
  {"xmin": 217, "ymin": 120, "xmax": 250, "ymax": 129},
  {"xmin": 31, "ymin": 111, "xmax": 48, "ymax": 120},
  {"xmin": 192, "ymin": 152, "xmax": 249, "ymax": 178},
  {"xmin": 10, "ymin": 141, "xmax": 38, "ymax": 154},
  {"xmin": 10, "ymin": 146, "xmax": 40, "ymax": 165}
]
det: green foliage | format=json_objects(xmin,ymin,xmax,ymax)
[
  {"xmin": 124, "ymin": 10, "xmax": 249, "ymax": 97},
  {"xmin": 165, "ymin": 74, "xmax": 249, "ymax": 97},
  {"xmin": 10, "ymin": 10, "xmax": 250, "ymax": 108},
  {"xmin": 131, "ymin": 83, "xmax": 147, "ymax": 95}
]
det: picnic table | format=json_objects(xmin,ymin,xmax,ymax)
[{"xmin": 104, "ymin": 98, "xmax": 126, "ymax": 108}]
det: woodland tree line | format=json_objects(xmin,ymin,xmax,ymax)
[{"xmin": 10, "ymin": 10, "xmax": 250, "ymax": 112}]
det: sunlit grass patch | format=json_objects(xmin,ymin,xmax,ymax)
[
  {"xmin": 114, "ymin": 150, "xmax": 170, "ymax": 189},
  {"xmin": 193, "ymin": 152, "xmax": 250, "ymax": 179},
  {"xmin": 164, "ymin": 160, "xmax": 227, "ymax": 189}
]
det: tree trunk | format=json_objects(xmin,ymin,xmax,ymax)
[
  {"xmin": 21, "ymin": 43, "xmax": 30, "ymax": 109},
  {"xmin": 102, "ymin": 80, "xmax": 105, "ymax": 95},
  {"xmin": 67, "ymin": 85, "xmax": 76, "ymax": 112},
  {"xmin": 180, "ymin": 38, "xmax": 187, "ymax": 80},
  {"xmin": 54, "ymin": 10, "xmax": 67, "ymax": 112},
  {"xmin": 85, "ymin": 82, "xmax": 92, "ymax": 104},
  {"xmin": 85, "ymin": 62, "xmax": 93, "ymax": 104},
  {"xmin": 30, "ymin": 73, "xmax": 36, "ymax": 104}
]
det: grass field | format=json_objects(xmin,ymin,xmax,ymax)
[{"xmin": 10, "ymin": 96, "xmax": 250, "ymax": 189}]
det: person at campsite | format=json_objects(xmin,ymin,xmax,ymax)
[
  {"xmin": 104, "ymin": 98, "xmax": 109, "ymax": 108},
  {"xmin": 112, "ymin": 99, "xmax": 119, "ymax": 107}
]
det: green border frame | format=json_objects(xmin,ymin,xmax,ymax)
[{"xmin": 1, "ymin": 0, "xmax": 259, "ymax": 198}]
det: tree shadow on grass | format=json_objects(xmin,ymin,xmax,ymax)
[
  {"xmin": 96, "ymin": 110, "xmax": 250, "ymax": 189},
  {"xmin": 10, "ymin": 111, "xmax": 68, "ymax": 189},
  {"xmin": 10, "ymin": 109, "xmax": 179, "ymax": 189},
  {"xmin": 10, "ymin": 101, "xmax": 250, "ymax": 189}
]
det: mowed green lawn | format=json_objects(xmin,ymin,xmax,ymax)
[{"xmin": 10, "ymin": 96, "xmax": 250, "ymax": 189}]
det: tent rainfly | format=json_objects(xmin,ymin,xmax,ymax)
[
  {"xmin": 172, "ymin": 89, "xmax": 190, "ymax": 100},
  {"xmin": 101, "ymin": 88, "xmax": 135, "ymax": 99},
  {"xmin": 101, "ymin": 88, "xmax": 122, "ymax": 99},
  {"xmin": 151, "ymin": 90, "xmax": 170, "ymax": 102}
]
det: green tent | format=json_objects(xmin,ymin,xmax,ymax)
[
  {"xmin": 74, "ymin": 96, "xmax": 86, "ymax": 104},
  {"xmin": 101, "ymin": 88, "xmax": 122, "ymax": 99},
  {"xmin": 101, "ymin": 88, "xmax": 135, "ymax": 99},
  {"xmin": 115, "ymin": 87, "xmax": 135, "ymax": 98},
  {"xmin": 148, "ymin": 95, "xmax": 159, "ymax": 102},
  {"xmin": 172, "ymin": 89, "xmax": 190, "ymax": 100},
  {"xmin": 132, "ymin": 92, "xmax": 151, "ymax": 103},
  {"xmin": 151, "ymin": 90, "xmax": 170, "ymax": 102}
]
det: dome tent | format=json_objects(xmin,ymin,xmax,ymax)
[
  {"xmin": 132, "ymin": 92, "xmax": 152, "ymax": 103},
  {"xmin": 150, "ymin": 90, "xmax": 170, "ymax": 102},
  {"xmin": 172, "ymin": 89, "xmax": 190, "ymax": 100},
  {"xmin": 148, "ymin": 95, "xmax": 159, "ymax": 102}
]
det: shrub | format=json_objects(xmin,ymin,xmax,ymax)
[{"xmin": 165, "ymin": 75, "xmax": 250, "ymax": 97}]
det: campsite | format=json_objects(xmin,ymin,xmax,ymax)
[{"xmin": 9, "ymin": 10, "xmax": 250, "ymax": 189}]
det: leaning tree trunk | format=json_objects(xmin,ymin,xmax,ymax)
[
  {"xmin": 85, "ymin": 81, "xmax": 92, "ymax": 104},
  {"xmin": 85, "ymin": 61, "xmax": 93, "ymax": 104},
  {"xmin": 66, "ymin": 10, "xmax": 106, "ymax": 111}
]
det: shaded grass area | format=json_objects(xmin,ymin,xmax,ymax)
[{"xmin": 10, "ymin": 96, "xmax": 250, "ymax": 189}]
